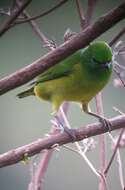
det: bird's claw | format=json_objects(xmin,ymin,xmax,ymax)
[
  {"xmin": 63, "ymin": 127, "xmax": 76, "ymax": 142},
  {"xmin": 99, "ymin": 117, "xmax": 112, "ymax": 132},
  {"xmin": 54, "ymin": 115, "xmax": 76, "ymax": 142}
]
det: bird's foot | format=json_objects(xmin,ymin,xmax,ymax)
[
  {"xmin": 54, "ymin": 115, "xmax": 76, "ymax": 142},
  {"xmin": 82, "ymin": 103, "xmax": 112, "ymax": 132},
  {"xmin": 62, "ymin": 127, "xmax": 76, "ymax": 142},
  {"xmin": 99, "ymin": 117, "xmax": 112, "ymax": 132}
]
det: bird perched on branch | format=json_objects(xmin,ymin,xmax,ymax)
[{"xmin": 17, "ymin": 41, "xmax": 113, "ymax": 135}]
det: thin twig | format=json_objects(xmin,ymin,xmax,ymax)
[
  {"xmin": 60, "ymin": 107, "xmax": 109, "ymax": 190},
  {"xmin": 108, "ymin": 108, "xmax": 124, "ymax": 189},
  {"xmin": 10, "ymin": 0, "xmax": 17, "ymax": 11},
  {"xmin": 63, "ymin": 145, "xmax": 79, "ymax": 154},
  {"xmin": 108, "ymin": 133, "xmax": 124, "ymax": 189},
  {"xmin": 28, "ymin": 156, "xmax": 37, "ymax": 190},
  {"xmin": 104, "ymin": 108, "xmax": 125, "ymax": 175},
  {"xmin": 116, "ymin": 149, "xmax": 124, "ymax": 190},
  {"xmin": 95, "ymin": 92, "xmax": 106, "ymax": 190},
  {"xmin": 32, "ymin": 102, "xmax": 69, "ymax": 190},
  {"xmin": 85, "ymin": 0, "xmax": 97, "ymax": 26},
  {"xmin": 34, "ymin": 149, "xmax": 54, "ymax": 190},
  {"xmin": 108, "ymin": 26, "xmax": 125, "ymax": 91},
  {"xmin": 16, "ymin": 0, "xmax": 56, "ymax": 51},
  {"xmin": 24, "ymin": 14, "xmax": 52, "ymax": 48},
  {"xmin": 96, "ymin": 93, "xmax": 106, "ymax": 170},
  {"xmin": 31, "ymin": 130, "xmax": 56, "ymax": 190},
  {"xmin": 109, "ymin": 26, "xmax": 125, "ymax": 47},
  {"xmin": 75, "ymin": 0, "xmax": 86, "ymax": 29},
  {"xmin": 107, "ymin": 27, "xmax": 125, "ymax": 189},
  {"xmin": 14, "ymin": 0, "xmax": 69, "ymax": 25},
  {"xmin": 0, "ymin": 0, "xmax": 32, "ymax": 37},
  {"xmin": 114, "ymin": 62, "xmax": 125, "ymax": 70},
  {"xmin": 104, "ymin": 128, "xmax": 125, "ymax": 175},
  {"xmin": 114, "ymin": 68, "xmax": 125, "ymax": 88},
  {"xmin": 60, "ymin": 106, "xmax": 100, "ymax": 177}
]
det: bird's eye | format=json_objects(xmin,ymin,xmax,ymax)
[
  {"xmin": 92, "ymin": 57, "xmax": 101, "ymax": 64},
  {"xmin": 92, "ymin": 58, "xmax": 111, "ymax": 65},
  {"xmin": 91, "ymin": 57, "xmax": 112, "ymax": 69}
]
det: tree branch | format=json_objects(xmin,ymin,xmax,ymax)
[
  {"xmin": 95, "ymin": 93, "xmax": 106, "ymax": 190},
  {"xmin": 109, "ymin": 26, "xmax": 125, "ymax": 46},
  {"xmin": 14, "ymin": 0, "xmax": 69, "ymax": 25},
  {"xmin": 85, "ymin": 0, "xmax": 97, "ymax": 27},
  {"xmin": 0, "ymin": 2, "xmax": 125, "ymax": 95},
  {"xmin": 75, "ymin": 0, "xmax": 86, "ymax": 29},
  {"xmin": 0, "ymin": 115, "xmax": 125, "ymax": 168},
  {"xmin": 16, "ymin": 0, "xmax": 56, "ymax": 50},
  {"xmin": 0, "ymin": 0, "xmax": 32, "ymax": 37},
  {"xmin": 104, "ymin": 128, "xmax": 125, "ymax": 175}
]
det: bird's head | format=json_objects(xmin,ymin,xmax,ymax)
[{"xmin": 88, "ymin": 41, "xmax": 113, "ymax": 69}]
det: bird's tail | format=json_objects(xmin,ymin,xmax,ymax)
[{"xmin": 17, "ymin": 87, "xmax": 35, "ymax": 98}]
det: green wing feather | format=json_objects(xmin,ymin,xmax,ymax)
[
  {"xmin": 31, "ymin": 51, "xmax": 81, "ymax": 85},
  {"xmin": 31, "ymin": 64, "xmax": 72, "ymax": 85},
  {"xmin": 17, "ymin": 51, "xmax": 81, "ymax": 98},
  {"xmin": 17, "ymin": 87, "xmax": 34, "ymax": 98}
]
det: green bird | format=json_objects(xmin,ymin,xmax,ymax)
[{"xmin": 17, "ymin": 41, "xmax": 113, "ymax": 130}]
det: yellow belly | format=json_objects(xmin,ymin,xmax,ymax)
[{"xmin": 34, "ymin": 64, "xmax": 107, "ymax": 112}]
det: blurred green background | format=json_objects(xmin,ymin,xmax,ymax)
[{"xmin": 0, "ymin": 0, "xmax": 125, "ymax": 190}]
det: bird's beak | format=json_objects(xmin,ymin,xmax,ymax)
[{"xmin": 101, "ymin": 61, "xmax": 112, "ymax": 69}]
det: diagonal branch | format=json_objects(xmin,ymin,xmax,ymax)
[
  {"xmin": 104, "ymin": 108, "xmax": 125, "ymax": 176},
  {"xmin": 85, "ymin": 0, "xmax": 97, "ymax": 26},
  {"xmin": 0, "ymin": 2, "xmax": 125, "ymax": 95},
  {"xmin": 95, "ymin": 93, "xmax": 106, "ymax": 190},
  {"xmin": 0, "ymin": 0, "xmax": 32, "ymax": 37},
  {"xmin": 16, "ymin": 0, "xmax": 56, "ymax": 50},
  {"xmin": 0, "ymin": 115, "xmax": 125, "ymax": 168},
  {"xmin": 14, "ymin": 0, "xmax": 69, "ymax": 25},
  {"xmin": 109, "ymin": 26, "xmax": 125, "ymax": 47},
  {"xmin": 104, "ymin": 128, "xmax": 125, "ymax": 175},
  {"xmin": 75, "ymin": 0, "xmax": 86, "ymax": 29}
]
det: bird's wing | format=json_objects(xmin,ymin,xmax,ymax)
[{"xmin": 31, "ymin": 51, "xmax": 81, "ymax": 85}]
